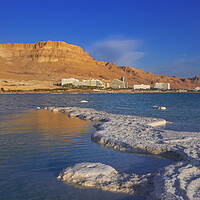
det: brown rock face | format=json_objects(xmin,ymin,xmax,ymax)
[
  {"xmin": 0, "ymin": 41, "xmax": 199, "ymax": 89},
  {"xmin": 0, "ymin": 41, "xmax": 87, "ymax": 62}
]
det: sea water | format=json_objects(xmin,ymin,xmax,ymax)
[{"xmin": 0, "ymin": 93, "xmax": 199, "ymax": 200}]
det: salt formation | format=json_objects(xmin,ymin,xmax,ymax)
[
  {"xmin": 45, "ymin": 106, "xmax": 200, "ymax": 200},
  {"xmin": 152, "ymin": 105, "xmax": 166, "ymax": 110},
  {"xmin": 57, "ymin": 163, "xmax": 150, "ymax": 194},
  {"xmin": 80, "ymin": 100, "xmax": 88, "ymax": 103}
]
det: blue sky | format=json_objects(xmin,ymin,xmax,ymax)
[{"xmin": 0, "ymin": 0, "xmax": 200, "ymax": 78}]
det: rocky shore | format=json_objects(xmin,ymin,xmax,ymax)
[{"xmin": 45, "ymin": 106, "xmax": 200, "ymax": 200}]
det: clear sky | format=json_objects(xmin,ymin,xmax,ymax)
[{"xmin": 1, "ymin": 0, "xmax": 200, "ymax": 78}]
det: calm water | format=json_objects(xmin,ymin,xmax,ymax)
[{"xmin": 0, "ymin": 93, "xmax": 199, "ymax": 200}]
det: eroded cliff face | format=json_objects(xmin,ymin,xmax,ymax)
[
  {"xmin": 0, "ymin": 41, "xmax": 89, "ymax": 62},
  {"xmin": 0, "ymin": 41, "xmax": 199, "ymax": 89},
  {"xmin": 0, "ymin": 41, "xmax": 127, "ymax": 85}
]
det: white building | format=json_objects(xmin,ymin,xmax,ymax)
[
  {"xmin": 194, "ymin": 87, "xmax": 200, "ymax": 91},
  {"xmin": 83, "ymin": 79, "xmax": 104, "ymax": 87},
  {"xmin": 111, "ymin": 77, "xmax": 128, "ymax": 89},
  {"xmin": 61, "ymin": 78, "xmax": 85, "ymax": 86},
  {"xmin": 154, "ymin": 82, "xmax": 170, "ymax": 90},
  {"xmin": 133, "ymin": 84, "xmax": 150, "ymax": 90},
  {"xmin": 103, "ymin": 82, "xmax": 110, "ymax": 88}
]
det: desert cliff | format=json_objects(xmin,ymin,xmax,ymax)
[{"xmin": 0, "ymin": 41, "xmax": 199, "ymax": 90}]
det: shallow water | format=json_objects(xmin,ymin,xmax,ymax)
[
  {"xmin": 1, "ymin": 93, "xmax": 199, "ymax": 131},
  {"xmin": 0, "ymin": 93, "xmax": 199, "ymax": 200}
]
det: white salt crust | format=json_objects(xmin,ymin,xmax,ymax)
[{"xmin": 45, "ymin": 107, "xmax": 200, "ymax": 200}]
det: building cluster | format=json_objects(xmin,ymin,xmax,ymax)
[
  {"xmin": 61, "ymin": 77, "xmax": 200, "ymax": 91},
  {"xmin": 61, "ymin": 77, "xmax": 128, "ymax": 89},
  {"xmin": 133, "ymin": 82, "xmax": 170, "ymax": 90}
]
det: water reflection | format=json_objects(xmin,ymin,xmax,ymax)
[
  {"xmin": 0, "ymin": 110, "xmax": 93, "ymax": 173},
  {"xmin": 0, "ymin": 103, "xmax": 171, "ymax": 200},
  {"xmin": 0, "ymin": 110, "xmax": 91, "ymax": 141}
]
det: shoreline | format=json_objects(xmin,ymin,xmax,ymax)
[
  {"xmin": 0, "ymin": 89, "xmax": 200, "ymax": 94},
  {"xmin": 46, "ymin": 106, "xmax": 200, "ymax": 199}
]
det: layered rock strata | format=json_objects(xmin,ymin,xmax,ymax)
[
  {"xmin": 45, "ymin": 106, "xmax": 200, "ymax": 200},
  {"xmin": 0, "ymin": 41, "xmax": 200, "ymax": 89}
]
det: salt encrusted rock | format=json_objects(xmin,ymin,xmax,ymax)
[
  {"xmin": 57, "ymin": 162, "xmax": 150, "ymax": 195},
  {"xmin": 57, "ymin": 163, "xmax": 119, "ymax": 184},
  {"xmin": 158, "ymin": 106, "xmax": 166, "ymax": 110},
  {"xmin": 46, "ymin": 107, "xmax": 200, "ymax": 199},
  {"xmin": 152, "ymin": 105, "xmax": 167, "ymax": 110}
]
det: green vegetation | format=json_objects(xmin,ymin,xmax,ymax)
[
  {"xmin": 33, "ymin": 88, "xmax": 68, "ymax": 92},
  {"xmin": 1, "ymin": 86, "xmax": 199, "ymax": 94},
  {"xmin": 62, "ymin": 84, "xmax": 102, "ymax": 90}
]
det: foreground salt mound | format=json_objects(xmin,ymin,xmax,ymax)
[
  {"xmin": 45, "ymin": 107, "xmax": 200, "ymax": 199},
  {"xmin": 57, "ymin": 163, "xmax": 118, "ymax": 185},
  {"xmin": 57, "ymin": 163, "xmax": 150, "ymax": 194}
]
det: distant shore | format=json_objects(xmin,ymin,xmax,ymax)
[{"xmin": 0, "ymin": 88, "xmax": 200, "ymax": 94}]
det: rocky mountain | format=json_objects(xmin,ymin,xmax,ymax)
[{"xmin": 0, "ymin": 41, "xmax": 199, "ymax": 90}]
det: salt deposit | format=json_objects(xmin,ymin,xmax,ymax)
[
  {"xmin": 80, "ymin": 100, "xmax": 88, "ymax": 103},
  {"xmin": 57, "ymin": 162, "xmax": 150, "ymax": 195},
  {"xmin": 152, "ymin": 105, "xmax": 166, "ymax": 110},
  {"xmin": 45, "ymin": 106, "xmax": 200, "ymax": 199}
]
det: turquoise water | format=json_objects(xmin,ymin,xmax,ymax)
[{"xmin": 0, "ymin": 93, "xmax": 199, "ymax": 200}]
